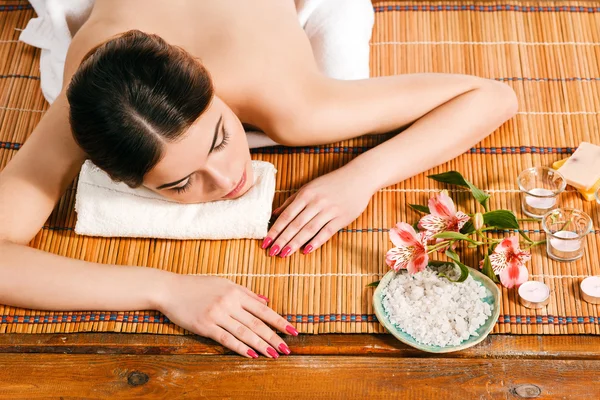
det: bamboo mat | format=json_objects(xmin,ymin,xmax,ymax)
[{"xmin": 0, "ymin": 0, "xmax": 599, "ymax": 335}]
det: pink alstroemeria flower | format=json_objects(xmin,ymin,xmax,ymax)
[
  {"xmin": 385, "ymin": 222, "xmax": 429, "ymax": 274},
  {"xmin": 489, "ymin": 236, "xmax": 531, "ymax": 288},
  {"xmin": 418, "ymin": 191, "xmax": 470, "ymax": 240}
]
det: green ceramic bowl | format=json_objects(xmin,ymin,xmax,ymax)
[{"xmin": 372, "ymin": 268, "xmax": 501, "ymax": 353}]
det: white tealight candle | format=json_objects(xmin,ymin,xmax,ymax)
[
  {"xmin": 549, "ymin": 231, "xmax": 581, "ymax": 252},
  {"xmin": 525, "ymin": 188, "xmax": 557, "ymax": 209},
  {"xmin": 518, "ymin": 281, "xmax": 550, "ymax": 309},
  {"xmin": 581, "ymin": 276, "xmax": 600, "ymax": 305}
]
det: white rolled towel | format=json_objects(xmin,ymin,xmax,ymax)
[{"xmin": 74, "ymin": 160, "xmax": 277, "ymax": 240}]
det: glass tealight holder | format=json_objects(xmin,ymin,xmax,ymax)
[
  {"xmin": 517, "ymin": 167, "xmax": 566, "ymax": 218},
  {"xmin": 542, "ymin": 208, "xmax": 592, "ymax": 262}
]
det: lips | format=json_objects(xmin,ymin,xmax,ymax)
[{"xmin": 224, "ymin": 169, "xmax": 247, "ymax": 199}]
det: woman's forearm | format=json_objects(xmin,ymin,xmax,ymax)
[
  {"xmin": 0, "ymin": 239, "xmax": 297, "ymax": 359},
  {"xmin": 345, "ymin": 81, "xmax": 518, "ymax": 192},
  {"xmin": 0, "ymin": 239, "xmax": 172, "ymax": 311}
]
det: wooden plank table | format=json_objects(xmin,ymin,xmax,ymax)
[{"xmin": 0, "ymin": 333, "xmax": 598, "ymax": 398}]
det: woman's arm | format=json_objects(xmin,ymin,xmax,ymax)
[
  {"xmin": 0, "ymin": 239, "xmax": 295, "ymax": 357},
  {"xmin": 0, "ymin": 239, "xmax": 168, "ymax": 311},
  {"xmin": 338, "ymin": 75, "xmax": 518, "ymax": 192},
  {"xmin": 0, "ymin": 239, "xmax": 294, "ymax": 358},
  {"xmin": 264, "ymin": 74, "xmax": 518, "ymax": 256},
  {"xmin": 271, "ymin": 73, "xmax": 516, "ymax": 146},
  {"xmin": 0, "ymin": 94, "xmax": 85, "ymax": 245}
]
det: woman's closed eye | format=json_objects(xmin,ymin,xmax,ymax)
[
  {"xmin": 214, "ymin": 125, "xmax": 230, "ymax": 152},
  {"xmin": 173, "ymin": 178, "xmax": 192, "ymax": 194},
  {"xmin": 169, "ymin": 124, "xmax": 230, "ymax": 194}
]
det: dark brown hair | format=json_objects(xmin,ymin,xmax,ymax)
[{"xmin": 67, "ymin": 30, "xmax": 214, "ymax": 187}]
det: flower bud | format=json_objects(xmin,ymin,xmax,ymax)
[{"xmin": 474, "ymin": 213, "xmax": 484, "ymax": 230}]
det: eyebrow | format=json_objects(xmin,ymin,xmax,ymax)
[{"xmin": 155, "ymin": 115, "xmax": 223, "ymax": 190}]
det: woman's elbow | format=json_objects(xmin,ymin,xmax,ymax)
[
  {"xmin": 0, "ymin": 234, "xmax": 27, "ymax": 248},
  {"xmin": 482, "ymin": 80, "xmax": 519, "ymax": 121}
]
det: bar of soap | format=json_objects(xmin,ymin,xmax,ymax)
[
  {"xmin": 556, "ymin": 142, "xmax": 600, "ymax": 190},
  {"xmin": 552, "ymin": 157, "xmax": 600, "ymax": 201}
]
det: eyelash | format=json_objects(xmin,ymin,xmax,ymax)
[
  {"xmin": 214, "ymin": 126, "xmax": 230, "ymax": 152},
  {"xmin": 174, "ymin": 179, "xmax": 191, "ymax": 194}
]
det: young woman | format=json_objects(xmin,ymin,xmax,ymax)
[{"xmin": 0, "ymin": 0, "xmax": 518, "ymax": 359}]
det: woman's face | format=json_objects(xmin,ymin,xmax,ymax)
[{"xmin": 143, "ymin": 97, "xmax": 253, "ymax": 203}]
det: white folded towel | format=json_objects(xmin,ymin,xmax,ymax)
[
  {"xmin": 20, "ymin": 0, "xmax": 374, "ymax": 239},
  {"xmin": 296, "ymin": 0, "xmax": 374, "ymax": 80},
  {"xmin": 19, "ymin": 0, "xmax": 93, "ymax": 103},
  {"xmin": 75, "ymin": 160, "xmax": 277, "ymax": 240}
]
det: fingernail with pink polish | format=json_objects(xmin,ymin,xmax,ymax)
[
  {"xmin": 267, "ymin": 347, "xmax": 279, "ymax": 359},
  {"xmin": 258, "ymin": 294, "xmax": 269, "ymax": 303},
  {"xmin": 286, "ymin": 325, "xmax": 299, "ymax": 336},
  {"xmin": 278, "ymin": 343, "xmax": 291, "ymax": 355},
  {"xmin": 247, "ymin": 349, "xmax": 259, "ymax": 359},
  {"xmin": 302, "ymin": 245, "xmax": 313, "ymax": 255},
  {"xmin": 261, "ymin": 237, "xmax": 273, "ymax": 249},
  {"xmin": 280, "ymin": 246, "xmax": 292, "ymax": 258},
  {"xmin": 269, "ymin": 245, "xmax": 281, "ymax": 257}
]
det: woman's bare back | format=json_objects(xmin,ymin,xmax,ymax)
[{"xmin": 73, "ymin": 0, "xmax": 322, "ymax": 128}]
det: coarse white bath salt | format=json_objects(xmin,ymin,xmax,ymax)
[{"xmin": 381, "ymin": 268, "xmax": 493, "ymax": 347}]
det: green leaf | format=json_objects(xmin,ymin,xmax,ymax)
[
  {"xmin": 445, "ymin": 248, "xmax": 460, "ymax": 263},
  {"xmin": 434, "ymin": 232, "xmax": 469, "ymax": 241},
  {"xmin": 470, "ymin": 188, "xmax": 490, "ymax": 211},
  {"xmin": 454, "ymin": 261, "xmax": 470, "ymax": 283},
  {"xmin": 408, "ymin": 204, "xmax": 430, "ymax": 214},
  {"xmin": 481, "ymin": 255, "xmax": 500, "ymax": 283},
  {"xmin": 518, "ymin": 229, "xmax": 534, "ymax": 244},
  {"xmin": 427, "ymin": 171, "xmax": 490, "ymax": 210},
  {"xmin": 367, "ymin": 280, "xmax": 380, "ymax": 288},
  {"xmin": 428, "ymin": 260, "xmax": 454, "ymax": 268},
  {"xmin": 483, "ymin": 210, "xmax": 519, "ymax": 230},
  {"xmin": 427, "ymin": 171, "xmax": 470, "ymax": 188},
  {"xmin": 440, "ymin": 261, "xmax": 469, "ymax": 283},
  {"xmin": 460, "ymin": 220, "xmax": 476, "ymax": 235},
  {"xmin": 433, "ymin": 231, "xmax": 480, "ymax": 245},
  {"xmin": 412, "ymin": 221, "xmax": 420, "ymax": 232}
]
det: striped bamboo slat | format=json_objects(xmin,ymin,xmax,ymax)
[{"xmin": 0, "ymin": 0, "xmax": 598, "ymax": 335}]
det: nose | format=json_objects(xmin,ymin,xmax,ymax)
[{"xmin": 202, "ymin": 164, "xmax": 236, "ymax": 193}]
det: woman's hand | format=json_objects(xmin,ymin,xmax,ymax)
[
  {"xmin": 262, "ymin": 166, "xmax": 375, "ymax": 257},
  {"xmin": 159, "ymin": 275, "xmax": 297, "ymax": 358}
]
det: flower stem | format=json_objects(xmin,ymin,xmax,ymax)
[
  {"xmin": 475, "ymin": 230, "xmax": 502, "ymax": 245},
  {"xmin": 426, "ymin": 241, "xmax": 454, "ymax": 253},
  {"xmin": 518, "ymin": 218, "xmax": 541, "ymax": 223},
  {"xmin": 524, "ymin": 239, "xmax": 547, "ymax": 250}
]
